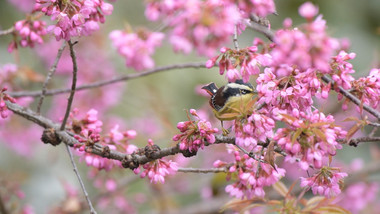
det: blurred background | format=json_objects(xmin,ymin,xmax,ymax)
[{"xmin": 0, "ymin": 0, "xmax": 380, "ymax": 213}]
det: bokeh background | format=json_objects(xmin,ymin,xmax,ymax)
[{"xmin": 0, "ymin": 0, "xmax": 380, "ymax": 213}]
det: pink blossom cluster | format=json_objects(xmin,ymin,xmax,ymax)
[
  {"xmin": 206, "ymin": 45, "xmax": 272, "ymax": 82},
  {"xmin": 271, "ymin": 2, "xmax": 340, "ymax": 76},
  {"xmin": 337, "ymin": 182, "xmax": 379, "ymax": 213},
  {"xmin": 144, "ymin": 0, "xmax": 240, "ymax": 57},
  {"xmin": 0, "ymin": 87, "xmax": 17, "ymax": 119},
  {"xmin": 109, "ymin": 29, "xmax": 164, "ymax": 71},
  {"xmin": 103, "ymin": 124, "xmax": 138, "ymax": 156},
  {"xmin": 7, "ymin": 0, "xmax": 35, "ymax": 13},
  {"xmin": 35, "ymin": 0, "xmax": 113, "ymax": 41},
  {"xmin": 300, "ymin": 166, "xmax": 347, "ymax": 197},
  {"xmin": 133, "ymin": 139, "xmax": 178, "ymax": 184},
  {"xmin": 215, "ymin": 151, "xmax": 285, "ymax": 199},
  {"xmin": 330, "ymin": 51, "xmax": 356, "ymax": 90},
  {"xmin": 172, "ymin": 109, "xmax": 218, "ymax": 152},
  {"xmin": 8, "ymin": 19, "xmax": 47, "ymax": 52},
  {"xmin": 69, "ymin": 109, "xmax": 138, "ymax": 170},
  {"xmin": 234, "ymin": 110, "xmax": 275, "ymax": 149},
  {"xmin": 274, "ymin": 109, "xmax": 346, "ymax": 170},
  {"xmin": 256, "ymin": 67, "xmax": 330, "ymax": 113},
  {"xmin": 224, "ymin": 0, "xmax": 276, "ymax": 18},
  {"xmin": 348, "ymin": 68, "xmax": 380, "ymax": 110}
]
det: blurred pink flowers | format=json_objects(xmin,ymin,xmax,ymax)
[
  {"xmin": 35, "ymin": 0, "xmax": 113, "ymax": 41},
  {"xmin": 8, "ymin": 19, "xmax": 47, "ymax": 52},
  {"xmin": 109, "ymin": 29, "xmax": 164, "ymax": 71}
]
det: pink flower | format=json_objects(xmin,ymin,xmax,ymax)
[
  {"xmin": 9, "ymin": 19, "xmax": 46, "ymax": 52},
  {"xmin": 173, "ymin": 109, "xmax": 218, "ymax": 152},
  {"xmin": 300, "ymin": 166, "xmax": 347, "ymax": 197},
  {"xmin": 209, "ymin": 45, "xmax": 272, "ymax": 82},
  {"xmin": 349, "ymin": 68, "xmax": 380, "ymax": 110},
  {"xmin": 110, "ymin": 29, "xmax": 164, "ymax": 71},
  {"xmin": 337, "ymin": 182, "xmax": 379, "ymax": 213},
  {"xmin": 299, "ymin": 2, "xmax": 319, "ymax": 20},
  {"xmin": 331, "ymin": 51, "xmax": 356, "ymax": 90},
  {"xmin": 0, "ymin": 87, "xmax": 17, "ymax": 119},
  {"xmin": 235, "ymin": 111, "xmax": 275, "ymax": 150},
  {"xmin": 35, "ymin": 0, "xmax": 113, "ymax": 41},
  {"xmin": 145, "ymin": 0, "xmax": 240, "ymax": 57},
  {"xmin": 69, "ymin": 109, "xmax": 138, "ymax": 170},
  {"xmin": 274, "ymin": 109, "xmax": 346, "ymax": 170},
  {"xmin": 222, "ymin": 151, "xmax": 285, "ymax": 199},
  {"xmin": 223, "ymin": 0, "xmax": 276, "ymax": 18},
  {"xmin": 7, "ymin": 0, "xmax": 35, "ymax": 13},
  {"xmin": 134, "ymin": 139, "xmax": 178, "ymax": 184}
]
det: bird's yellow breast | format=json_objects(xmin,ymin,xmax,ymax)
[{"xmin": 212, "ymin": 93, "xmax": 254, "ymax": 121}]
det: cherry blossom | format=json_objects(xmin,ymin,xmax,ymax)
[
  {"xmin": 0, "ymin": 87, "xmax": 17, "ymax": 119},
  {"xmin": 109, "ymin": 29, "xmax": 164, "ymax": 71},
  {"xmin": 216, "ymin": 151, "xmax": 285, "ymax": 199},
  {"xmin": 144, "ymin": 0, "xmax": 240, "ymax": 57},
  {"xmin": 274, "ymin": 109, "xmax": 346, "ymax": 170},
  {"xmin": 8, "ymin": 19, "xmax": 46, "ymax": 52},
  {"xmin": 35, "ymin": 0, "xmax": 113, "ymax": 41},
  {"xmin": 300, "ymin": 166, "xmax": 347, "ymax": 197},
  {"xmin": 133, "ymin": 139, "xmax": 178, "ymax": 184},
  {"xmin": 173, "ymin": 109, "xmax": 218, "ymax": 152}
]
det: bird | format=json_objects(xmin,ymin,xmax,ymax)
[{"xmin": 202, "ymin": 79, "xmax": 256, "ymax": 135}]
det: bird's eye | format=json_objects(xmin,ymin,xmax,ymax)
[{"xmin": 241, "ymin": 90, "xmax": 247, "ymax": 94}]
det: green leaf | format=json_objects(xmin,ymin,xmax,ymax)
[
  {"xmin": 313, "ymin": 128, "xmax": 327, "ymax": 142},
  {"xmin": 292, "ymin": 129, "xmax": 303, "ymax": 143}
]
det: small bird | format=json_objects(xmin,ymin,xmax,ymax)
[{"xmin": 202, "ymin": 79, "xmax": 256, "ymax": 135}]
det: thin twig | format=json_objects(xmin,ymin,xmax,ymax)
[
  {"xmin": 234, "ymin": 144, "xmax": 265, "ymax": 163},
  {"xmin": 369, "ymin": 127, "xmax": 378, "ymax": 137},
  {"xmin": 60, "ymin": 40, "xmax": 77, "ymax": 131},
  {"xmin": 36, "ymin": 42, "xmax": 66, "ymax": 114},
  {"xmin": 61, "ymin": 40, "xmax": 97, "ymax": 214},
  {"xmin": 65, "ymin": 145, "xmax": 97, "ymax": 214},
  {"xmin": 368, "ymin": 122, "xmax": 380, "ymax": 127},
  {"xmin": 9, "ymin": 62, "xmax": 207, "ymax": 98},
  {"xmin": 177, "ymin": 167, "xmax": 227, "ymax": 173},
  {"xmin": 247, "ymin": 15, "xmax": 274, "ymax": 41},
  {"xmin": 321, "ymin": 75, "xmax": 380, "ymax": 120},
  {"xmin": 0, "ymin": 27, "xmax": 14, "ymax": 36},
  {"xmin": 233, "ymin": 25, "xmax": 239, "ymax": 50}
]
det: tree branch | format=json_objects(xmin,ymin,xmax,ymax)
[
  {"xmin": 321, "ymin": 75, "xmax": 380, "ymax": 120},
  {"xmin": 5, "ymin": 101, "xmax": 236, "ymax": 168},
  {"xmin": 343, "ymin": 136, "xmax": 380, "ymax": 147},
  {"xmin": 60, "ymin": 40, "xmax": 78, "ymax": 131},
  {"xmin": 0, "ymin": 27, "xmax": 14, "ymax": 36},
  {"xmin": 247, "ymin": 14, "xmax": 275, "ymax": 41},
  {"xmin": 9, "ymin": 62, "xmax": 207, "ymax": 98},
  {"xmin": 177, "ymin": 167, "xmax": 227, "ymax": 173},
  {"xmin": 36, "ymin": 42, "xmax": 66, "ymax": 114},
  {"xmin": 61, "ymin": 40, "xmax": 97, "ymax": 214}
]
